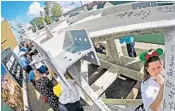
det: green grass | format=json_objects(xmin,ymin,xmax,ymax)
[{"xmin": 134, "ymin": 33, "xmax": 165, "ymax": 45}]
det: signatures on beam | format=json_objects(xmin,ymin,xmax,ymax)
[
  {"xmin": 115, "ymin": 9, "xmax": 152, "ymax": 20},
  {"xmin": 92, "ymin": 29, "xmax": 162, "ymax": 42},
  {"xmin": 157, "ymin": 5, "xmax": 175, "ymax": 12}
]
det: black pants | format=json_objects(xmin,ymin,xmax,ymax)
[
  {"xmin": 126, "ymin": 42, "xmax": 137, "ymax": 57},
  {"xmin": 64, "ymin": 101, "xmax": 84, "ymax": 111}
]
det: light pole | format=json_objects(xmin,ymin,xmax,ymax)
[
  {"xmin": 35, "ymin": 24, "xmax": 40, "ymax": 35},
  {"xmin": 40, "ymin": 11, "xmax": 54, "ymax": 38}
]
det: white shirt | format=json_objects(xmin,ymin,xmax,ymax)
[
  {"xmin": 141, "ymin": 77, "xmax": 163, "ymax": 111},
  {"xmin": 31, "ymin": 54, "xmax": 44, "ymax": 69},
  {"xmin": 59, "ymin": 79, "xmax": 80, "ymax": 104}
]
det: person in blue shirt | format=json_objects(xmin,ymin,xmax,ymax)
[
  {"xmin": 19, "ymin": 48, "xmax": 27, "ymax": 52},
  {"xmin": 28, "ymin": 69, "xmax": 36, "ymax": 87},
  {"xmin": 19, "ymin": 51, "xmax": 32, "ymax": 73},
  {"xmin": 19, "ymin": 41, "xmax": 32, "ymax": 53},
  {"xmin": 120, "ymin": 35, "xmax": 137, "ymax": 57}
]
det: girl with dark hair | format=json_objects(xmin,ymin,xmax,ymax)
[
  {"xmin": 140, "ymin": 48, "xmax": 164, "ymax": 111},
  {"xmin": 34, "ymin": 69, "xmax": 60, "ymax": 111}
]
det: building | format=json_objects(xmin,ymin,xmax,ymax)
[
  {"xmin": 11, "ymin": 23, "xmax": 23, "ymax": 43},
  {"xmin": 1, "ymin": 20, "xmax": 18, "ymax": 50},
  {"xmin": 9, "ymin": 20, "xmax": 29, "ymax": 44}
]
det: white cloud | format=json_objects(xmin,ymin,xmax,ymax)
[
  {"xmin": 1, "ymin": 16, "xmax": 5, "ymax": 22},
  {"xmin": 27, "ymin": 2, "xmax": 44, "ymax": 17}
]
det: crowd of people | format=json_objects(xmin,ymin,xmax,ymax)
[
  {"xmin": 17, "ymin": 38, "xmax": 165, "ymax": 111},
  {"xmin": 18, "ymin": 40, "xmax": 84, "ymax": 111}
]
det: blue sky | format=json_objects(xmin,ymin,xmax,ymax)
[
  {"xmin": 1, "ymin": 1, "xmax": 44, "ymax": 23},
  {"xmin": 1, "ymin": 1, "xmax": 91, "ymax": 27}
]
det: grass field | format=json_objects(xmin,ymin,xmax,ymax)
[{"xmin": 134, "ymin": 33, "xmax": 165, "ymax": 45}]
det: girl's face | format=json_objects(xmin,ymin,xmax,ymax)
[{"xmin": 147, "ymin": 60, "xmax": 163, "ymax": 78}]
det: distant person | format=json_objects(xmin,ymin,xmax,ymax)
[
  {"xmin": 139, "ymin": 48, "xmax": 164, "ymax": 111},
  {"xmin": 26, "ymin": 42, "xmax": 32, "ymax": 52},
  {"xmin": 28, "ymin": 42, "xmax": 34, "ymax": 51},
  {"xmin": 59, "ymin": 72, "xmax": 84, "ymax": 111},
  {"xmin": 94, "ymin": 42, "xmax": 106, "ymax": 55},
  {"xmin": 120, "ymin": 36, "xmax": 136, "ymax": 57},
  {"xmin": 19, "ymin": 41, "xmax": 29, "ymax": 53}
]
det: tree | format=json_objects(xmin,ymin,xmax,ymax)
[
  {"xmin": 31, "ymin": 26, "xmax": 36, "ymax": 32},
  {"xmin": 37, "ymin": 17, "xmax": 44, "ymax": 29},
  {"xmin": 30, "ymin": 18, "xmax": 36, "ymax": 32},
  {"xmin": 44, "ymin": 15, "xmax": 51, "ymax": 25},
  {"xmin": 29, "ymin": 17, "xmax": 44, "ymax": 31},
  {"xmin": 51, "ymin": 3, "xmax": 62, "ymax": 21},
  {"xmin": 44, "ymin": 1, "xmax": 49, "ymax": 16}
]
